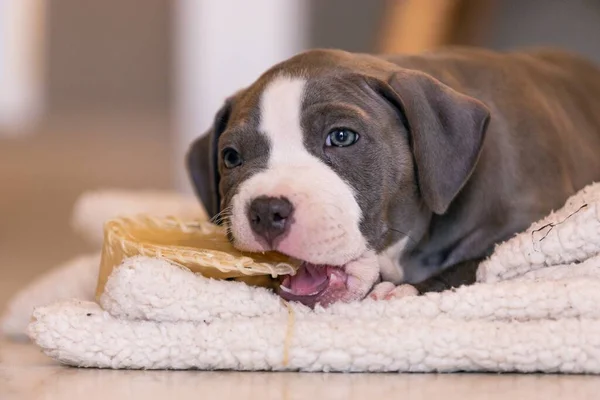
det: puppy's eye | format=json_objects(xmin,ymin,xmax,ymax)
[
  {"xmin": 222, "ymin": 147, "xmax": 243, "ymax": 169},
  {"xmin": 325, "ymin": 129, "xmax": 359, "ymax": 147}
]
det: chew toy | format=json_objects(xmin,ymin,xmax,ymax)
[{"xmin": 97, "ymin": 215, "xmax": 300, "ymax": 299}]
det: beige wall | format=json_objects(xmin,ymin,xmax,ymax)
[
  {"xmin": 42, "ymin": 0, "xmax": 600, "ymax": 116},
  {"xmin": 46, "ymin": 0, "xmax": 171, "ymax": 114}
]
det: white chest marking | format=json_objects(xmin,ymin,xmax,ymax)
[{"xmin": 378, "ymin": 238, "xmax": 409, "ymax": 284}]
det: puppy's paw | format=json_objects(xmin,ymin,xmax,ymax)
[
  {"xmin": 368, "ymin": 282, "xmax": 418, "ymax": 301},
  {"xmin": 368, "ymin": 282, "xmax": 396, "ymax": 300}
]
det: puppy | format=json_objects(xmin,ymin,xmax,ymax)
[{"xmin": 187, "ymin": 47, "xmax": 600, "ymax": 307}]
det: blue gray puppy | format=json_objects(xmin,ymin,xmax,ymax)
[{"xmin": 187, "ymin": 47, "xmax": 600, "ymax": 307}]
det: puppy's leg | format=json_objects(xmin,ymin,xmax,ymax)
[
  {"xmin": 368, "ymin": 259, "xmax": 480, "ymax": 300},
  {"xmin": 340, "ymin": 250, "xmax": 381, "ymax": 301},
  {"xmin": 315, "ymin": 250, "xmax": 381, "ymax": 306},
  {"xmin": 412, "ymin": 259, "xmax": 479, "ymax": 293}
]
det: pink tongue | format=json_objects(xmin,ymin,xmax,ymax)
[{"xmin": 284, "ymin": 264, "xmax": 329, "ymax": 296}]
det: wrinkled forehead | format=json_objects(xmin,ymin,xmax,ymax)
[
  {"xmin": 223, "ymin": 49, "xmax": 396, "ymax": 130},
  {"xmin": 226, "ymin": 72, "xmax": 378, "ymax": 133}
]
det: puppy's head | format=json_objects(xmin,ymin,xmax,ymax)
[{"xmin": 188, "ymin": 50, "xmax": 489, "ymax": 306}]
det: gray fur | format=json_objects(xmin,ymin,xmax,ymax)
[{"xmin": 188, "ymin": 47, "xmax": 600, "ymax": 290}]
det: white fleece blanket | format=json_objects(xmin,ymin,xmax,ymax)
[{"xmin": 7, "ymin": 185, "xmax": 600, "ymax": 372}]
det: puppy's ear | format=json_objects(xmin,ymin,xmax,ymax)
[
  {"xmin": 370, "ymin": 71, "xmax": 490, "ymax": 214},
  {"xmin": 186, "ymin": 98, "xmax": 233, "ymax": 219}
]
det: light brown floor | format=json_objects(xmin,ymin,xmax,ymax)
[
  {"xmin": 2, "ymin": 338, "xmax": 600, "ymax": 400},
  {"xmin": 0, "ymin": 113, "xmax": 172, "ymax": 307},
  {"xmin": 1, "ymin": 114, "xmax": 598, "ymax": 399}
]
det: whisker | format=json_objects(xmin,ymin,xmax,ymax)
[
  {"xmin": 210, "ymin": 206, "xmax": 233, "ymax": 225},
  {"xmin": 212, "ymin": 216, "xmax": 229, "ymax": 225}
]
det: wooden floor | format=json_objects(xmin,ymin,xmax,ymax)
[
  {"xmin": 2, "ymin": 337, "xmax": 600, "ymax": 400},
  {"xmin": 1, "ymin": 114, "xmax": 598, "ymax": 400}
]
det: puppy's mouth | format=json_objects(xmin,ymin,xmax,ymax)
[{"xmin": 278, "ymin": 263, "xmax": 348, "ymax": 307}]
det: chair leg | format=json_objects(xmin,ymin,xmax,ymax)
[{"xmin": 377, "ymin": 0, "xmax": 495, "ymax": 54}]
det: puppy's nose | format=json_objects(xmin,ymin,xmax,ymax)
[{"xmin": 248, "ymin": 196, "xmax": 293, "ymax": 244}]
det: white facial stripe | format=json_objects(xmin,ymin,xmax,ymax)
[
  {"xmin": 230, "ymin": 75, "xmax": 369, "ymax": 266},
  {"xmin": 259, "ymin": 77, "xmax": 307, "ymax": 166}
]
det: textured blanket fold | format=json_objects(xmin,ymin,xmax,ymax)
[
  {"xmin": 9, "ymin": 184, "xmax": 600, "ymax": 372},
  {"xmin": 26, "ymin": 256, "xmax": 600, "ymax": 372}
]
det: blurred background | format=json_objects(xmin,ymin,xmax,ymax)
[{"xmin": 1, "ymin": 0, "xmax": 600, "ymax": 309}]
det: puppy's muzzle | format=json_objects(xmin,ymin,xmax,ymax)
[{"xmin": 247, "ymin": 196, "xmax": 293, "ymax": 246}]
